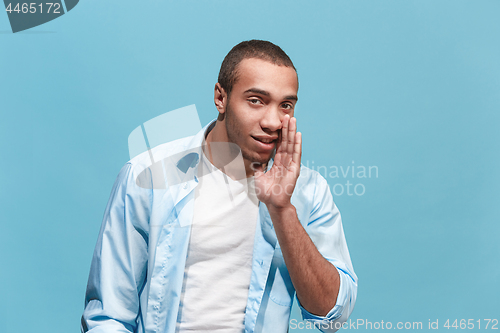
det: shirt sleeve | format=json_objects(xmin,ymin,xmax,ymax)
[
  {"xmin": 81, "ymin": 163, "xmax": 151, "ymax": 333},
  {"xmin": 298, "ymin": 173, "xmax": 358, "ymax": 333}
]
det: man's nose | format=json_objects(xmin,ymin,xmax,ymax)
[{"xmin": 260, "ymin": 107, "xmax": 282, "ymax": 132}]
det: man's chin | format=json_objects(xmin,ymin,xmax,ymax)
[{"xmin": 248, "ymin": 150, "xmax": 275, "ymax": 166}]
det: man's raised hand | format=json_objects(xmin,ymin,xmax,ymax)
[{"xmin": 254, "ymin": 115, "xmax": 302, "ymax": 209}]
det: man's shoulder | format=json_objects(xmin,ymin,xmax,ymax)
[
  {"xmin": 125, "ymin": 119, "xmax": 215, "ymax": 174},
  {"xmin": 294, "ymin": 165, "xmax": 337, "ymax": 224},
  {"xmin": 297, "ymin": 164, "xmax": 335, "ymax": 202},
  {"xmin": 115, "ymin": 135, "xmax": 201, "ymax": 191},
  {"xmin": 297, "ymin": 164, "xmax": 329, "ymax": 188}
]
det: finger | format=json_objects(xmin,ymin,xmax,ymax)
[
  {"xmin": 277, "ymin": 115, "xmax": 290, "ymax": 166},
  {"xmin": 292, "ymin": 131, "xmax": 302, "ymax": 166},
  {"xmin": 280, "ymin": 114, "xmax": 290, "ymax": 155},
  {"xmin": 287, "ymin": 117, "xmax": 296, "ymax": 157}
]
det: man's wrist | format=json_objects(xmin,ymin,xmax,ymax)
[{"xmin": 266, "ymin": 202, "xmax": 296, "ymax": 220}]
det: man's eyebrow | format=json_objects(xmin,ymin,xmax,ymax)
[
  {"xmin": 244, "ymin": 88, "xmax": 270, "ymax": 97},
  {"xmin": 244, "ymin": 88, "xmax": 298, "ymax": 102}
]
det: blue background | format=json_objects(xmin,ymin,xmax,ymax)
[{"xmin": 1, "ymin": 1, "xmax": 499, "ymax": 332}]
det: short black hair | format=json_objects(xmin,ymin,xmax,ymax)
[{"xmin": 218, "ymin": 40, "xmax": 297, "ymax": 97}]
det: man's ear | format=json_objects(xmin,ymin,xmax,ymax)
[{"xmin": 214, "ymin": 83, "xmax": 228, "ymax": 115}]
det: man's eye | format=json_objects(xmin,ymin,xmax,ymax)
[
  {"xmin": 248, "ymin": 99, "xmax": 261, "ymax": 104},
  {"xmin": 282, "ymin": 103, "xmax": 293, "ymax": 110}
]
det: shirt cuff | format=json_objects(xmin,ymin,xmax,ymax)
[{"xmin": 298, "ymin": 264, "xmax": 350, "ymax": 324}]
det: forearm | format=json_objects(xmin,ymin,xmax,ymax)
[{"xmin": 268, "ymin": 203, "xmax": 340, "ymax": 316}]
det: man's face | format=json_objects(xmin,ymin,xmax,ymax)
[{"xmin": 220, "ymin": 58, "xmax": 298, "ymax": 166}]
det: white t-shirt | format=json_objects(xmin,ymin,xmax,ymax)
[{"xmin": 176, "ymin": 142, "xmax": 259, "ymax": 332}]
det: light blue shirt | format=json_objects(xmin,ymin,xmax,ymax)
[{"xmin": 82, "ymin": 120, "xmax": 358, "ymax": 333}]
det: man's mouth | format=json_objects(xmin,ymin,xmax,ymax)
[
  {"xmin": 251, "ymin": 136, "xmax": 278, "ymax": 150},
  {"xmin": 254, "ymin": 137, "xmax": 274, "ymax": 143}
]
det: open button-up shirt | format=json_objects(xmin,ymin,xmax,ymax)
[{"xmin": 82, "ymin": 120, "xmax": 358, "ymax": 333}]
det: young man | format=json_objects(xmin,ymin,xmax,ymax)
[{"xmin": 82, "ymin": 40, "xmax": 357, "ymax": 333}]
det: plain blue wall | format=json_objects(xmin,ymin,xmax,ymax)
[{"xmin": 1, "ymin": 1, "xmax": 499, "ymax": 332}]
